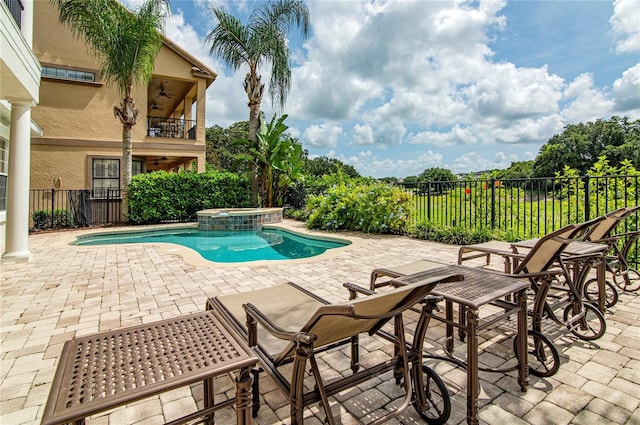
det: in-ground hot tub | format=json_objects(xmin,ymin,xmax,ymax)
[{"xmin": 197, "ymin": 207, "xmax": 283, "ymax": 231}]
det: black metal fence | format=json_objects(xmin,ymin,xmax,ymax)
[
  {"xmin": 29, "ymin": 189, "xmax": 122, "ymax": 230},
  {"xmin": 399, "ymin": 174, "xmax": 639, "ymax": 266},
  {"xmin": 399, "ymin": 175, "xmax": 638, "ymax": 235}
]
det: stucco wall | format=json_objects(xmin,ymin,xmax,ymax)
[{"xmin": 30, "ymin": 2, "xmax": 211, "ymax": 189}]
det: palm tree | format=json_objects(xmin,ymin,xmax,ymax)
[
  {"xmin": 206, "ymin": 0, "xmax": 310, "ymax": 205},
  {"xmin": 51, "ymin": 0, "xmax": 169, "ymax": 189}
]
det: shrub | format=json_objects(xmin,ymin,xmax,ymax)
[
  {"xmin": 32, "ymin": 209, "xmax": 73, "ymax": 229},
  {"xmin": 127, "ymin": 170, "xmax": 251, "ymax": 224},
  {"xmin": 407, "ymin": 219, "xmax": 525, "ymax": 245},
  {"xmin": 305, "ymin": 180, "xmax": 412, "ymax": 234}
]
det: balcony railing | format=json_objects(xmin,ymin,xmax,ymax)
[
  {"xmin": 4, "ymin": 0, "xmax": 23, "ymax": 29},
  {"xmin": 147, "ymin": 117, "xmax": 196, "ymax": 139}
]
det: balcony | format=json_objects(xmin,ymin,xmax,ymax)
[
  {"xmin": 147, "ymin": 77, "xmax": 199, "ymax": 140},
  {"xmin": 147, "ymin": 116, "xmax": 196, "ymax": 139}
]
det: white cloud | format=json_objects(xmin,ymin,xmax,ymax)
[
  {"xmin": 561, "ymin": 73, "xmax": 615, "ymax": 123},
  {"xmin": 610, "ymin": 0, "xmax": 640, "ymax": 53},
  {"xmin": 612, "ymin": 63, "xmax": 640, "ymax": 112},
  {"xmin": 350, "ymin": 124, "xmax": 375, "ymax": 146},
  {"xmin": 301, "ymin": 123, "xmax": 343, "ymax": 148},
  {"xmin": 335, "ymin": 150, "xmax": 444, "ymax": 178}
]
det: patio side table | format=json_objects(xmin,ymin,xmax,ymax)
[
  {"xmin": 41, "ymin": 310, "xmax": 258, "ymax": 425},
  {"xmin": 392, "ymin": 265, "xmax": 530, "ymax": 425}
]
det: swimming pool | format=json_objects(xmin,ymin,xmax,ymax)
[{"xmin": 74, "ymin": 227, "xmax": 350, "ymax": 263}]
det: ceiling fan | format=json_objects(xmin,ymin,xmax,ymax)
[
  {"xmin": 157, "ymin": 83, "xmax": 174, "ymax": 99},
  {"xmin": 150, "ymin": 103, "xmax": 163, "ymax": 111}
]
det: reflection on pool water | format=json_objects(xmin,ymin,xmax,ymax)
[{"xmin": 74, "ymin": 227, "xmax": 350, "ymax": 263}]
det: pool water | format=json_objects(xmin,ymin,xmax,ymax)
[{"xmin": 74, "ymin": 227, "xmax": 349, "ymax": 263}]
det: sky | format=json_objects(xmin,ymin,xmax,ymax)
[{"xmin": 153, "ymin": 0, "xmax": 640, "ymax": 178}]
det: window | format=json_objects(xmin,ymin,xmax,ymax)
[
  {"xmin": 133, "ymin": 160, "xmax": 143, "ymax": 176},
  {"xmin": 42, "ymin": 66, "xmax": 96, "ymax": 83},
  {"xmin": 92, "ymin": 159, "xmax": 119, "ymax": 198},
  {"xmin": 0, "ymin": 139, "xmax": 7, "ymax": 211}
]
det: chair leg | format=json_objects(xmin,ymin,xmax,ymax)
[
  {"xmin": 309, "ymin": 355, "xmax": 336, "ymax": 425},
  {"xmin": 350, "ymin": 335, "xmax": 360, "ymax": 373},
  {"xmin": 290, "ymin": 347, "xmax": 311, "ymax": 425},
  {"xmin": 251, "ymin": 368, "xmax": 260, "ymax": 418}
]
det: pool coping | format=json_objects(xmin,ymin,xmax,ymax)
[{"xmin": 46, "ymin": 220, "xmax": 368, "ymax": 268}]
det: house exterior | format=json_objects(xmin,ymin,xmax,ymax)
[
  {"xmin": 29, "ymin": 2, "xmax": 215, "ymax": 212},
  {"xmin": 1, "ymin": 0, "xmax": 41, "ymax": 259},
  {"xmin": 1, "ymin": 1, "xmax": 216, "ymax": 259}
]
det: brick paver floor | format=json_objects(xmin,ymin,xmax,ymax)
[{"xmin": 1, "ymin": 220, "xmax": 639, "ymax": 424}]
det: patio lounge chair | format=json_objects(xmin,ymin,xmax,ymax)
[
  {"xmin": 456, "ymin": 214, "xmax": 611, "ymax": 274},
  {"xmin": 207, "ymin": 274, "xmax": 462, "ymax": 425},
  {"xmin": 581, "ymin": 205, "xmax": 640, "ymax": 297}
]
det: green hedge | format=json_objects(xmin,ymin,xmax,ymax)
[
  {"xmin": 32, "ymin": 209, "xmax": 73, "ymax": 229},
  {"xmin": 306, "ymin": 181, "xmax": 412, "ymax": 233},
  {"xmin": 127, "ymin": 171, "xmax": 251, "ymax": 224}
]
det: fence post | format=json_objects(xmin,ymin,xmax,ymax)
[
  {"xmin": 490, "ymin": 178, "xmax": 496, "ymax": 229},
  {"xmin": 50, "ymin": 189, "xmax": 55, "ymax": 228},
  {"xmin": 106, "ymin": 189, "xmax": 110, "ymax": 224},
  {"xmin": 583, "ymin": 176, "xmax": 590, "ymax": 221},
  {"xmin": 426, "ymin": 182, "xmax": 431, "ymax": 221}
]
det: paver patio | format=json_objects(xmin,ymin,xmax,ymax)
[{"xmin": 1, "ymin": 220, "xmax": 640, "ymax": 424}]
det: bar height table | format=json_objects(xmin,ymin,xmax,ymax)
[
  {"xmin": 41, "ymin": 310, "xmax": 258, "ymax": 425},
  {"xmin": 391, "ymin": 265, "xmax": 530, "ymax": 425}
]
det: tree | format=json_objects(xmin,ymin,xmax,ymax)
[
  {"xmin": 419, "ymin": 167, "xmax": 456, "ymax": 182},
  {"xmin": 235, "ymin": 113, "xmax": 304, "ymax": 207},
  {"xmin": 533, "ymin": 116, "xmax": 640, "ymax": 177},
  {"xmin": 496, "ymin": 161, "xmax": 535, "ymax": 180},
  {"xmin": 304, "ymin": 156, "xmax": 360, "ymax": 178},
  {"xmin": 52, "ymin": 0, "xmax": 169, "ymax": 188},
  {"xmin": 205, "ymin": 0, "xmax": 310, "ymax": 204},
  {"xmin": 206, "ymin": 121, "xmax": 249, "ymax": 172}
]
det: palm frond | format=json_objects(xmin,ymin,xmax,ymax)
[{"xmin": 206, "ymin": 7, "xmax": 250, "ymax": 70}]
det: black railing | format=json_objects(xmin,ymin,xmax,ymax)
[
  {"xmin": 399, "ymin": 174, "xmax": 639, "ymax": 266},
  {"xmin": 399, "ymin": 175, "xmax": 638, "ymax": 233},
  {"xmin": 147, "ymin": 117, "xmax": 196, "ymax": 139},
  {"xmin": 29, "ymin": 189, "xmax": 122, "ymax": 230},
  {"xmin": 4, "ymin": 0, "xmax": 23, "ymax": 29}
]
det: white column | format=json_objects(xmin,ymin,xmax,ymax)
[{"xmin": 3, "ymin": 103, "xmax": 32, "ymax": 260}]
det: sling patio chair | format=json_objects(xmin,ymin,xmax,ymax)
[
  {"xmin": 581, "ymin": 205, "xmax": 640, "ymax": 300},
  {"xmin": 207, "ymin": 273, "xmax": 462, "ymax": 425}
]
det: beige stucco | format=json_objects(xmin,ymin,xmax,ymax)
[{"xmin": 30, "ymin": 1, "xmax": 215, "ymax": 190}]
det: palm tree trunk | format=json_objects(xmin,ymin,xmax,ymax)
[
  {"xmin": 114, "ymin": 96, "xmax": 139, "ymax": 222},
  {"xmin": 245, "ymin": 71, "xmax": 264, "ymax": 207}
]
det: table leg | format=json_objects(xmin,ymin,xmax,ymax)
[
  {"xmin": 466, "ymin": 307, "xmax": 479, "ymax": 425},
  {"xmin": 446, "ymin": 300, "xmax": 455, "ymax": 352},
  {"xmin": 204, "ymin": 377, "xmax": 215, "ymax": 425},
  {"xmin": 236, "ymin": 366, "xmax": 254, "ymax": 425},
  {"xmin": 516, "ymin": 288, "xmax": 529, "ymax": 392}
]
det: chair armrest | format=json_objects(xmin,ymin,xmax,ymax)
[
  {"xmin": 243, "ymin": 303, "xmax": 317, "ymax": 345},
  {"xmin": 503, "ymin": 269, "xmax": 565, "ymax": 280},
  {"xmin": 343, "ymin": 282, "xmax": 376, "ymax": 299},
  {"xmin": 610, "ymin": 230, "xmax": 640, "ymax": 239}
]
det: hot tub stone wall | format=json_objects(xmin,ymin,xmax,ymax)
[{"xmin": 198, "ymin": 209, "xmax": 283, "ymax": 231}]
